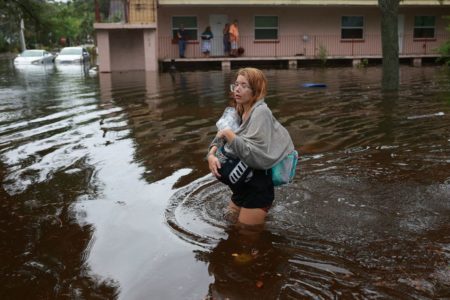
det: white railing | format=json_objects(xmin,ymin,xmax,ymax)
[{"xmin": 158, "ymin": 33, "xmax": 450, "ymax": 59}]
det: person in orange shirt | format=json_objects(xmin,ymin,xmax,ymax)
[{"xmin": 229, "ymin": 20, "xmax": 239, "ymax": 57}]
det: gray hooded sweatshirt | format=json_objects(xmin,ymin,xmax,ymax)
[{"xmin": 212, "ymin": 99, "xmax": 294, "ymax": 170}]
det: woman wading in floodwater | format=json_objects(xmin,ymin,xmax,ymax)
[{"xmin": 207, "ymin": 68, "xmax": 294, "ymax": 226}]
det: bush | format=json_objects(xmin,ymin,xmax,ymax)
[
  {"xmin": 317, "ymin": 45, "xmax": 327, "ymax": 66},
  {"xmin": 437, "ymin": 41, "xmax": 450, "ymax": 66}
]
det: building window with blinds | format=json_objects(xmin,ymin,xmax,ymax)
[
  {"xmin": 341, "ymin": 16, "xmax": 364, "ymax": 39},
  {"xmin": 414, "ymin": 16, "xmax": 436, "ymax": 39},
  {"xmin": 172, "ymin": 16, "xmax": 198, "ymax": 40},
  {"xmin": 255, "ymin": 16, "xmax": 278, "ymax": 40}
]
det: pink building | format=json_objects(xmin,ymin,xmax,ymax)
[{"xmin": 94, "ymin": 0, "xmax": 450, "ymax": 72}]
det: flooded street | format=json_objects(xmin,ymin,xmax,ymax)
[{"xmin": 1, "ymin": 59, "xmax": 450, "ymax": 299}]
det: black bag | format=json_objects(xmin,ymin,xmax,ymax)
[{"xmin": 215, "ymin": 147, "xmax": 253, "ymax": 188}]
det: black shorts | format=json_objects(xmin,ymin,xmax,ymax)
[{"xmin": 230, "ymin": 169, "xmax": 274, "ymax": 210}]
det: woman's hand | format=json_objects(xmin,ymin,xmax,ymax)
[
  {"xmin": 207, "ymin": 153, "xmax": 221, "ymax": 178},
  {"xmin": 217, "ymin": 128, "xmax": 236, "ymax": 142}
]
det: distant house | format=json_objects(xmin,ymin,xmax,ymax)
[{"xmin": 94, "ymin": 0, "xmax": 450, "ymax": 72}]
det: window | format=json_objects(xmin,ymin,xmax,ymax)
[
  {"xmin": 255, "ymin": 16, "xmax": 278, "ymax": 40},
  {"xmin": 414, "ymin": 16, "xmax": 435, "ymax": 38},
  {"xmin": 172, "ymin": 16, "xmax": 197, "ymax": 40},
  {"xmin": 341, "ymin": 16, "xmax": 364, "ymax": 39}
]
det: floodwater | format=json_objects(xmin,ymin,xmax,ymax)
[{"xmin": 1, "ymin": 59, "xmax": 450, "ymax": 299}]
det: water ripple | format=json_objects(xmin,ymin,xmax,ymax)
[{"xmin": 2, "ymin": 65, "xmax": 450, "ymax": 298}]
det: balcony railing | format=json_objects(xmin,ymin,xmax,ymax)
[
  {"xmin": 95, "ymin": 0, "xmax": 156, "ymax": 24},
  {"xmin": 158, "ymin": 33, "xmax": 450, "ymax": 59}
]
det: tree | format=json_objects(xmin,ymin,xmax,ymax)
[
  {"xmin": 438, "ymin": 16, "xmax": 450, "ymax": 64},
  {"xmin": 378, "ymin": 0, "xmax": 400, "ymax": 91},
  {"xmin": 0, "ymin": 0, "xmax": 94, "ymax": 52},
  {"xmin": 0, "ymin": 0, "xmax": 48, "ymax": 51},
  {"xmin": 42, "ymin": 0, "xmax": 94, "ymax": 46}
]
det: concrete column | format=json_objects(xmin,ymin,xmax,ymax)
[
  {"xmin": 143, "ymin": 29, "xmax": 158, "ymax": 71},
  {"xmin": 288, "ymin": 60, "xmax": 297, "ymax": 69},
  {"xmin": 96, "ymin": 30, "xmax": 111, "ymax": 73},
  {"xmin": 222, "ymin": 60, "xmax": 231, "ymax": 70},
  {"xmin": 98, "ymin": 72, "xmax": 112, "ymax": 103},
  {"xmin": 412, "ymin": 57, "xmax": 422, "ymax": 67}
]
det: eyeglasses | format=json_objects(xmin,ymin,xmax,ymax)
[{"xmin": 230, "ymin": 82, "xmax": 252, "ymax": 92}]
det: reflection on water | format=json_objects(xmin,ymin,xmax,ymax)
[
  {"xmin": 14, "ymin": 63, "xmax": 56, "ymax": 75},
  {"xmin": 197, "ymin": 228, "xmax": 288, "ymax": 299},
  {"xmin": 0, "ymin": 59, "xmax": 450, "ymax": 299},
  {"xmin": 55, "ymin": 63, "xmax": 90, "ymax": 77}
]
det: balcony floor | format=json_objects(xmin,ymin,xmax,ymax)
[
  {"xmin": 161, "ymin": 54, "xmax": 441, "ymax": 63},
  {"xmin": 159, "ymin": 54, "xmax": 442, "ymax": 71}
]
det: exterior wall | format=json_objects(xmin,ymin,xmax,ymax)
[
  {"xmin": 400, "ymin": 7, "xmax": 450, "ymax": 55},
  {"xmin": 143, "ymin": 29, "xmax": 158, "ymax": 70},
  {"xmin": 157, "ymin": 6, "xmax": 450, "ymax": 59},
  {"xmin": 96, "ymin": 30, "xmax": 111, "ymax": 72},
  {"xmin": 110, "ymin": 30, "xmax": 146, "ymax": 71},
  {"xmin": 95, "ymin": 25, "xmax": 158, "ymax": 72},
  {"xmin": 94, "ymin": 0, "xmax": 158, "ymax": 72},
  {"xmin": 96, "ymin": 2, "xmax": 449, "ymax": 71}
]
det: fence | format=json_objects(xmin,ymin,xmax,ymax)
[{"xmin": 158, "ymin": 33, "xmax": 449, "ymax": 59}]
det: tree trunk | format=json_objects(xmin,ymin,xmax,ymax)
[{"xmin": 378, "ymin": 0, "xmax": 400, "ymax": 91}]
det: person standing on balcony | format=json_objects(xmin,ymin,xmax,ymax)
[
  {"xmin": 229, "ymin": 20, "xmax": 239, "ymax": 57},
  {"xmin": 177, "ymin": 24, "xmax": 187, "ymax": 58},
  {"xmin": 201, "ymin": 26, "xmax": 214, "ymax": 57},
  {"xmin": 223, "ymin": 23, "xmax": 231, "ymax": 56}
]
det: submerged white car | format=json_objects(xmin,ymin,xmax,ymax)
[
  {"xmin": 55, "ymin": 47, "xmax": 90, "ymax": 64},
  {"xmin": 14, "ymin": 50, "xmax": 55, "ymax": 65}
]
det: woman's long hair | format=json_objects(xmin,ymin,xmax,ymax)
[
  {"xmin": 203, "ymin": 26, "xmax": 212, "ymax": 34},
  {"xmin": 223, "ymin": 23, "xmax": 230, "ymax": 34},
  {"xmin": 230, "ymin": 68, "xmax": 267, "ymax": 116}
]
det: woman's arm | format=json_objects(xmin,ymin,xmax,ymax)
[
  {"xmin": 206, "ymin": 129, "xmax": 236, "ymax": 178},
  {"xmin": 207, "ymin": 145, "xmax": 221, "ymax": 178}
]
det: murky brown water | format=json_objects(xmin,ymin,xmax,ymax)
[{"xmin": 1, "ymin": 59, "xmax": 450, "ymax": 299}]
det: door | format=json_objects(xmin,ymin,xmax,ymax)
[
  {"xmin": 209, "ymin": 14, "xmax": 228, "ymax": 56},
  {"xmin": 398, "ymin": 14, "xmax": 404, "ymax": 54}
]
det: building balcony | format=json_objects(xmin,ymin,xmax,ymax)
[
  {"xmin": 94, "ymin": 0, "xmax": 156, "ymax": 29},
  {"xmin": 158, "ymin": 33, "xmax": 450, "ymax": 60}
]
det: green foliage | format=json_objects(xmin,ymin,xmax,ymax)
[
  {"xmin": 437, "ymin": 41, "xmax": 450, "ymax": 65},
  {"xmin": 317, "ymin": 45, "xmax": 327, "ymax": 66},
  {"xmin": 0, "ymin": 0, "xmax": 94, "ymax": 52},
  {"xmin": 437, "ymin": 16, "xmax": 450, "ymax": 65},
  {"xmin": 357, "ymin": 58, "xmax": 369, "ymax": 68},
  {"xmin": 86, "ymin": 45, "xmax": 97, "ymax": 64},
  {"xmin": 111, "ymin": 11, "xmax": 124, "ymax": 23}
]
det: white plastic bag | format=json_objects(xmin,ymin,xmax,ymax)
[{"xmin": 216, "ymin": 107, "xmax": 241, "ymax": 131}]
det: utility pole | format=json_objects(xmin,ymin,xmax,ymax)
[{"xmin": 19, "ymin": 18, "xmax": 26, "ymax": 51}]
